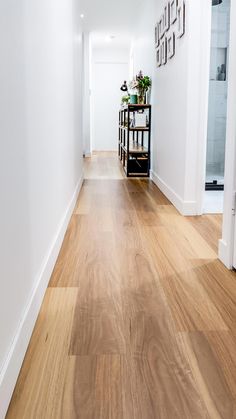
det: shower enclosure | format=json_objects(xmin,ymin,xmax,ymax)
[{"xmin": 205, "ymin": 0, "xmax": 231, "ymax": 191}]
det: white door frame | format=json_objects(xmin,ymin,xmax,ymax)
[
  {"xmin": 218, "ymin": 0, "xmax": 236, "ymax": 268},
  {"xmin": 195, "ymin": 0, "xmax": 212, "ymax": 216},
  {"xmin": 196, "ymin": 0, "xmax": 236, "ymax": 268}
]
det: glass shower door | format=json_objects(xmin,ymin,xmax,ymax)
[{"xmin": 205, "ymin": 0, "xmax": 231, "ymax": 191}]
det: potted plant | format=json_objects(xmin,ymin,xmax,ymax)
[
  {"xmin": 121, "ymin": 95, "xmax": 130, "ymax": 106},
  {"xmin": 136, "ymin": 72, "xmax": 152, "ymax": 104}
]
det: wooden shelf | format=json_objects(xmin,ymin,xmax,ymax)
[
  {"xmin": 121, "ymin": 104, "xmax": 151, "ymax": 110},
  {"xmin": 118, "ymin": 105, "xmax": 151, "ymax": 177},
  {"xmin": 122, "ymin": 143, "xmax": 148, "ymax": 154},
  {"xmin": 119, "ymin": 125, "xmax": 149, "ymax": 132}
]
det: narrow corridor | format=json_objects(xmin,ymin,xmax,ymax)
[{"xmin": 7, "ymin": 153, "xmax": 236, "ymax": 419}]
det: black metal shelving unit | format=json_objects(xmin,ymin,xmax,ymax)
[{"xmin": 118, "ymin": 104, "xmax": 151, "ymax": 177}]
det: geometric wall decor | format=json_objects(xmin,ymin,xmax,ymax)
[
  {"xmin": 155, "ymin": 23, "xmax": 160, "ymax": 48},
  {"xmin": 159, "ymin": 14, "xmax": 165, "ymax": 39},
  {"xmin": 177, "ymin": 0, "xmax": 185, "ymax": 38},
  {"xmin": 167, "ymin": 30, "xmax": 175, "ymax": 60},
  {"xmin": 161, "ymin": 37, "xmax": 167, "ymax": 65},
  {"xmin": 156, "ymin": 45, "xmax": 162, "ymax": 67},
  {"xmin": 170, "ymin": 0, "xmax": 178, "ymax": 24},
  {"xmin": 155, "ymin": 0, "xmax": 185, "ymax": 66},
  {"xmin": 164, "ymin": 2, "xmax": 170, "ymax": 32}
]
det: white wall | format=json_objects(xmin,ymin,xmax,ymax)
[
  {"xmin": 91, "ymin": 46, "xmax": 129, "ymax": 151},
  {"xmin": 0, "ymin": 0, "xmax": 83, "ymax": 417},
  {"xmin": 82, "ymin": 32, "xmax": 92, "ymax": 156},
  {"xmin": 131, "ymin": 0, "xmax": 212, "ymax": 215}
]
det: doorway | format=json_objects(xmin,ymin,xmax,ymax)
[
  {"xmin": 89, "ymin": 39, "xmax": 130, "ymax": 153},
  {"xmin": 91, "ymin": 61, "xmax": 128, "ymax": 151},
  {"xmin": 204, "ymin": 0, "xmax": 231, "ymax": 214}
]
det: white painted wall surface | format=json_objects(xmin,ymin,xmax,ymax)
[
  {"xmin": 131, "ymin": 0, "xmax": 212, "ymax": 215},
  {"xmin": 91, "ymin": 46, "xmax": 129, "ymax": 151},
  {"xmin": 82, "ymin": 32, "xmax": 92, "ymax": 156},
  {"xmin": 0, "ymin": 0, "xmax": 83, "ymax": 417}
]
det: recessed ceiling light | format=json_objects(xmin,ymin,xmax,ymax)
[
  {"xmin": 80, "ymin": 13, "xmax": 84, "ymax": 19},
  {"xmin": 106, "ymin": 35, "xmax": 116, "ymax": 42}
]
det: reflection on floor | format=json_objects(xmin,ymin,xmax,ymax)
[
  {"xmin": 8, "ymin": 152, "xmax": 236, "ymax": 419},
  {"xmin": 204, "ymin": 191, "xmax": 224, "ymax": 214},
  {"xmin": 84, "ymin": 151, "xmax": 124, "ymax": 179}
]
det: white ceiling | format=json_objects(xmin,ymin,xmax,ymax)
[{"xmin": 80, "ymin": 0, "xmax": 143, "ymax": 47}]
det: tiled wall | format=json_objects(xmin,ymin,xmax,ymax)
[{"xmin": 206, "ymin": 0, "xmax": 230, "ymax": 179}]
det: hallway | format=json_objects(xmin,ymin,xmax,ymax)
[{"xmin": 7, "ymin": 153, "xmax": 236, "ymax": 418}]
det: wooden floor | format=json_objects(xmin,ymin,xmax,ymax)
[
  {"xmin": 7, "ymin": 153, "xmax": 236, "ymax": 419},
  {"xmin": 84, "ymin": 151, "xmax": 124, "ymax": 180}
]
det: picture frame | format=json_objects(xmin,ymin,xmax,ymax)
[
  {"xmin": 164, "ymin": 2, "xmax": 170, "ymax": 33},
  {"xmin": 155, "ymin": 0, "xmax": 186, "ymax": 68},
  {"xmin": 155, "ymin": 23, "xmax": 160, "ymax": 48},
  {"xmin": 161, "ymin": 37, "xmax": 167, "ymax": 65},
  {"xmin": 156, "ymin": 46, "xmax": 162, "ymax": 67},
  {"xmin": 177, "ymin": 0, "xmax": 185, "ymax": 38},
  {"xmin": 167, "ymin": 31, "xmax": 175, "ymax": 60},
  {"xmin": 159, "ymin": 14, "xmax": 165, "ymax": 39},
  {"xmin": 170, "ymin": 0, "xmax": 178, "ymax": 24}
]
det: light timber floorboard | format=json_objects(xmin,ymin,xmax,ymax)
[{"xmin": 8, "ymin": 152, "xmax": 236, "ymax": 419}]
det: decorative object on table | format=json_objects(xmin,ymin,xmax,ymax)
[
  {"xmin": 156, "ymin": 45, "xmax": 162, "ymax": 67},
  {"xmin": 164, "ymin": 2, "xmax": 170, "ymax": 32},
  {"xmin": 134, "ymin": 113, "xmax": 147, "ymax": 128},
  {"xmin": 130, "ymin": 94, "xmax": 138, "ymax": 104},
  {"xmin": 221, "ymin": 64, "xmax": 226, "ymax": 81},
  {"xmin": 155, "ymin": 22, "xmax": 160, "ymax": 48},
  {"xmin": 130, "ymin": 115, "xmax": 135, "ymax": 128},
  {"xmin": 177, "ymin": 0, "xmax": 185, "ymax": 38},
  {"xmin": 136, "ymin": 72, "xmax": 152, "ymax": 105},
  {"xmin": 120, "ymin": 81, "xmax": 128, "ymax": 92},
  {"xmin": 121, "ymin": 95, "xmax": 130, "ymax": 105},
  {"xmin": 161, "ymin": 37, "xmax": 167, "ymax": 65},
  {"xmin": 129, "ymin": 78, "xmax": 139, "ymax": 104},
  {"xmin": 170, "ymin": 0, "xmax": 178, "ymax": 24},
  {"xmin": 218, "ymin": 64, "xmax": 226, "ymax": 81},
  {"xmin": 167, "ymin": 30, "xmax": 175, "ymax": 60},
  {"xmin": 137, "ymin": 70, "xmax": 143, "ymax": 79}
]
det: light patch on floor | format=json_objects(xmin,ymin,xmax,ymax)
[{"xmin": 203, "ymin": 191, "xmax": 224, "ymax": 214}]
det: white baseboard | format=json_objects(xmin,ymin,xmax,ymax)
[
  {"xmin": 150, "ymin": 170, "xmax": 198, "ymax": 216},
  {"xmin": 0, "ymin": 175, "xmax": 83, "ymax": 419},
  {"xmin": 219, "ymin": 238, "xmax": 233, "ymax": 269}
]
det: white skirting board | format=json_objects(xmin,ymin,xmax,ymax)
[
  {"xmin": 219, "ymin": 238, "xmax": 233, "ymax": 269},
  {"xmin": 150, "ymin": 170, "xmax": 198, "ymax": 216},
  {"xmin": 0, "ymin": 175, "xmax": 83, "ymax": 419}
]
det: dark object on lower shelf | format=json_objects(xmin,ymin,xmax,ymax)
[
  {"xmin": 205, "ymin": 180, "xmax": 224, "ymax": 191},
  {"xmin": 128, "ymin": 157, "xmax": 149, "ymax": 175},
  {"xmin": 118, "ymin": 104, "xmax": 151, "ymax": 177}
]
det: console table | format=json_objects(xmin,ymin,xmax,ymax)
[{"xmin": 118, "ymin": 104, "xmax": 151, "ymax": 177}]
